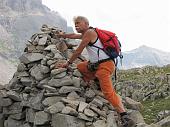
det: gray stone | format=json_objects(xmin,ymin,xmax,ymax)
[
  {"xmin": 46, "ymin": 102, "xmax": 65, "ymax": 114},
  {"xmin": 8, "ymin": 77, "xmax": 19, "ymax": 89},
  {"xmin": 0, "ymin": 84, "xmax": 5, "ymax": 90},
  {"xmin": 48, "ymin": 76, "xmax": 73, "ymax": 88},
  {"xmin": 42, "ymin": 96, "xmax": 62, "ymax": 106},
  {"xmin": 59, "ymin": 86, "xmax": 81, "ymax": 94},
  {"xmin": 42, "ymin": 85, "xmax": 57, "ymax": 92},
  {"xmin": 86, "ymin": 122, "xmax": 93, "ymax": 126},
  {"xmin": 93, "ymin": 120, "xmax": 107, "ymax": 127},
  {"xmin": 54, "ymin": 52, "xmax": 64, "ymax": 59},
  {"xmin": 125, "ymin": 97, "xmax": 143, "ymax": 111},
  {"xmin": 78, "ymin": 113, "xmax": 93, "ymax": 122},
  {"xmin": 84, "ymin": 108, "xmax": 95, "ymax": 117},
  {"xmin": 0, "ymin": 114, "xmax": 4, "ymax": 127},
  {"xmin": 38, "ymin": 36, "xmax": 47, "ymax": 45},
  {"xmin": 26, "ymin": 43, "xmax": 36, "ymax": 51},
  {"xmin": 41, "ymin": 58, "xmax": 48, "ymax": 65},
  {"xmin": 53, "ymin": 72, "xmax": 67, "ymax": 79},
  {"xmin": 107, "ymin": 111, "xmax": 118, "ymax": 127},
  {"xmin": 6, "ymin": 90, "xmax": 21, "ymax": 101},
  {"xmin": 36, "ymin": 45, "xmax": 46, "ymax": 52},
  {"xmin": 51, "ymin": 68, "xmax": 67, "ymax": 76},
  {"xmin": 47, "ymin": 60, "xmax": 57, "ymax": 66},
  {"xmin": 59, "ymin": 76, "xmax": 73, "ymax": 87},
  {"xmin": 73, "ymin": 69, "xmax": 83, "ymax": 77},
  {"xmin": 0, "ymin": 97, "xmax": 12, "ymax": 107},
  {"xmin": 55, "ymin": 41, "xmax": 68, "ymax": 53},
  {"xmin": 29, "ymin": 92, "xmax": 44, "ymax": 110},
  {"xmin": 61, "ymin": 98, "xmax": 79, "ymax": 109},
  {"xmin": 91, "ymin": 98, "xmax": 103, "ymax": 109},
  {"xmin": 19, "ymin": 123, "xmax": 31, "ymax": 127},
  {"xmin": 62, "ymin": 106, "xmax": 78, "ymax": 116},
  {"xmin": 44, "ymin": 92, "xmax": 60, "ymax": 97},
  {"xmin": 31, "ymin": 35, "xmax": 39, "ymax": 45},
  {"xmin": 30, "ymin": 65, "xmax": 46, "ymax": 81},
  {"xmin": 0, "ymin": 106, "xmax": 2, "ymax": 113},
  {"xmin": 19, "ymin": 53, "xmax": 45, "ymax": 64},
  {"xmin": 9, "ymin": 112, "xmax": 25, "ymax": 120},
  {"xmin": 36, "ymin": 45, "xmax": 46, "ymax": 51},
  {"xmin": 23, "ymin": 87, "xmax": 32, "ymax": 93},
  {"xmin": 0, "ymin": 90, "xmax": 7, "ymax": 98},
  {"xmin": 44, "ymin": 44, "xmax": 56, "ymax": 51},
  {"xmin": 20, "ymin": 77, "xmax": 32, "ymax": 86},
  {"xmin": 72, "ymin": 77, "xmax": 81, "ymax": 87},
  {"xmin": 14, "ymin": 71, "xmax": 29, "ymax": 78},
  {"xmin": 4, "ymin": 117, "xmax": 23, "ymax": 127},
  {"xmin": 96, "ymin": 96, "xmax": 109, "ymax": 105},
  {"xmin": 78, "ymin": 101, "xmax": 89, "ymax": 113},
  {"xmin": 3, "ymin": 102, "xmax": 23, "ymax": 115},
  {"xmin": 52, "ymin": 113, "xmax": 85, "ymax": 127},
  {"xmin": 129, "ymin": 110, "xmax": 145, "ymax": 124},
  {"xmin": 38, "ymin": 78, "xmax": 49, "ymax": 86},
  {"xmin": 156, "ymin": 116, "xmax": 170, "ymax": 127},
  {"xmin": 48, "ymin": 78, "xmax": 61, "ymax": 87},
  {"xmin": 17, "ymin": 63, "xmax": 27, "ymax": 72},
  {"xmin": 90, "ymin": 106, "xmax": 107, "ymax": 118},
  {"xmin": 34, "ymin": 111, "xmax": 50, "ymax": 125},
  {"xmin": 40, "ymin": 65, "xmax": 50, "ymax": 74},
  {"xmin": 67, "ymin": 91, "xmax": 80, "ymax": 100},
  {"xmin": 85, "ymin": 89, "xmax": 96, "ymax": 98},
  {"xmin": 26, "ymin": 108, "xmax": 35, "ymax": 123}
]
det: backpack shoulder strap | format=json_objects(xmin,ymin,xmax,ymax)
[{"xmin": 88, "ymin": 27, "xmax": 101, "ymax": 47}]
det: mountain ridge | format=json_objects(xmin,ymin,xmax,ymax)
[
  {"xmin": 0, "ymin": 0, "xmax": 67, "ymax": 59},
  {"xmin": 120, "ymin": 45, "xmax": 170, "ymax": 69},
  {"xmin": 125, "ymin": 45, "xmax": 170, "ymax": 54}
]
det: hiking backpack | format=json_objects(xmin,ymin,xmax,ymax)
[
  {"xmin": 90, "ymin": 27, "xmax": 123, "ymax": 64},
  {"xmin": 89, "ymin": 27, "xmax": 123, "ymax": 80}
]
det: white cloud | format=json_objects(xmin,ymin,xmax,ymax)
[{"xmin": 42, "ymin": 0, "xmax": 169, "ymax": 52}]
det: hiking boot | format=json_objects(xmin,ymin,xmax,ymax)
[{"xmin": 121, "ymin": 115, "xmax": 136, "ymax": 127}]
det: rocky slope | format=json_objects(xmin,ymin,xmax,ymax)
[
  {"xmin": 116, "ymin": 64, "xmax": 170, "ymax": 102},
  {"xmin": 0, "ymin": 25, "xmax": 169, "ymax": 127},
  {"xmin": 115, "ymin": 65, "xmax": 170, "ymax": 125}
]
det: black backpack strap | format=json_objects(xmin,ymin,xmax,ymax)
[
  {"xmin": 88, "ymin": 37, "xmax": 99, "ymax": 46},
  {"xmin": 114, "ymin": 58, "xmax": 118, "ymax": 81}
]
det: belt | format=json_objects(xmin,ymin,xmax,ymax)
[{"xmin": 97, "ymin": 58, "xmax": 112, "ymax": 64}]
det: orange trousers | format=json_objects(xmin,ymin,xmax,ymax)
[{"xmin": 77, "ymin": 60, "xmax": 126, "ymax": 113}]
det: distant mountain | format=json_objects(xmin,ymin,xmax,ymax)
[
  {"xmin": 0, "ymin": 0, "xmax": 68, "ymax": 59},
  {"xmin": 120, "ymin": 45, "xmax": 170, "ymax": 69},
  {"xmin": 0, "ymin": 53, "xmax": 16, "ymax": 85}
]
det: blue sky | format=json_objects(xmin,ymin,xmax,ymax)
[{"xmin": 42, "ymin": 0, "xmax": 169, "ymax": 52}]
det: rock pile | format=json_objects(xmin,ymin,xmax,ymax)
[{"xmin": 0, "ymin": 25, "xmax": 120, "ymax": 127}]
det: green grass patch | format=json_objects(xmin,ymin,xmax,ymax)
[{"xmin": 141, "ymin": 98, "xmax": 170, "ymax": 124}]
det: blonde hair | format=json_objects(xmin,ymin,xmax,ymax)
[{"xmin": 73, "ymin": 16, "xmax": 89, "ymax": 25}]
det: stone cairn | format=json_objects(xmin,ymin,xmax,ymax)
[{"xmin": 0, "ymin": 25, "xmax": 121, "ymax": 127}]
